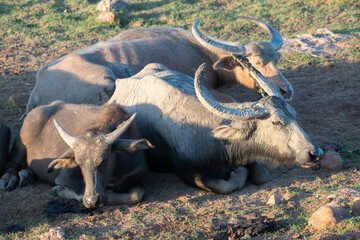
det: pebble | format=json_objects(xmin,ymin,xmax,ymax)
[{"xmin": 266, "ymin": 194, "xmax": 281, "ymax": 205}]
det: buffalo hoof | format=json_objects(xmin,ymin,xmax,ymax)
[
  {"xmin": 247, "ymin": 162, "xmax": 269, "ymax": 185},
  {"xmin": 18, "ymin": 169, "xmax": 36, "ymax": 187},
  {"xmin": 0, "ymin": 168, "xmax": 19, "ymax": 191},
  {"xmin": 51, "ymin": 185, "xmax": 83, "ymax": 201},
  {"xmin": 228, "ymin": 166, "xmax": 249, "ymax": 191}
]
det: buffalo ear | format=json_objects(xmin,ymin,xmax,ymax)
[
  {"xmin": 47, "ymin": 149, "xmax": 76, "ymax": 173},
  {"xmin": 47, "ymin": 158, "xmax": 78, "ymax": 173},
  {"xmin": 212, "ymin": 122, "xmax": 256, "ymax": 140},
  {"xmin": 112, "ymin": 139, "xmax": 155, "ymax": 154},
  {"xmin": 213, "ymin": 56, "xmax": 238, "ymax": 72}
]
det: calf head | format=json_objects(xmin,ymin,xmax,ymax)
[
  {"xmin": 193, "ymin": 17, "xmax": 293, "ymax": 101},
  {"xmin": 195, "ymin": 61, "xmax": 322, "ymax": 167},
  {"xmin": 47, "ymin": 114, "xmax": 153, "ymax": 208}
]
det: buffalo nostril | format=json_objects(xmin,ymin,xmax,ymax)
[
  {"xmin": 280, "ymin": 87, "xmax": 287, "ymax": 94},
  {"xmin": 279, "ymin": 86, "xmax": 293, "ymax": 100},
  {"xmin": 309, "ymin": 148, "xmax": 323, "ymax": 162},
  {"xmin": 86, "ymin": 195, "xmax": 101, "ymax": 208}
]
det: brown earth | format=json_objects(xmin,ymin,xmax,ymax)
[{"xmin": 0, "ymin": 36, "xmax": 360, "ymax": 239}]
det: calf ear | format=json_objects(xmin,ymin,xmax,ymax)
[
  {"xmin": 47, "ymin": 149, "xmax": 76, "ymax": 173},
  {"xmin": 47, "ymin": 158, "xmax": 77, "ymax": 173},
  {"xmin": 213, "ymin": 56, "xmax": 238, "ymax": 72},
  {"xmin": 112, "ymin": 139, "xmax": 155, "ymax": 154},
  {"xmin": 212, "ymin": 122, "xmax": 256, "ymax": 140}
]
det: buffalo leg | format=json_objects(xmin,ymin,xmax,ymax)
[
  {"xmin": 195, "ymin": 166, "xmax": 248, "ymax": 194},
  {"xmin": 51, "ymin": 184, "xmax": 145, "ymax": 205},
  {"xmin": 0, "ymin": 135, "xmax": 28, "ymax": 191},
  {"xmin": 18, "ymin": 169, "xmax": 36, "ymax": 187},
  {"xmin": 0, "ymin": 168, "xmax": 19, "ymax": 190},
  {"xmin": 177, "ymin": 163, "xmax": 249, "ymax": 194},
  {"xmin": 106, "ymin": 183, "xmax": 145, "ymax": 205},
  {"xmin": 246, "ymin": 161, "xmax": 269, "ymax": 185},
  {"xmin": 51, "ymin": 185, "xmax": 83, "ymax": 201}
]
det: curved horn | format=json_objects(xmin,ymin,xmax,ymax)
[
  {"xmin": 238, "ymin": 16, "xmax": 283, "ymax": 51},
  {"xmin": 194, "ymin": 63, "xmax": 268, "ymax": 120},
  {"xmin": 192, "ymin": 19, "xmax": 252, "ymax": 55},
  {"xmin": 53, "ymin": 119, "xmax": 76, "ymax": 148},
  {"xmin": 104, "ymin": 113, "xmax": 137, "ymax": 145}
]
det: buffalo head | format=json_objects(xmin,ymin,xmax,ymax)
[
  {"xmin": 47, "ymin": 114, "xmax": 153, "ymax": 208},
  {"xmin": 193, "ymin": 17, "xmax": 294, "ymax": 101},
  {"xmin": 194, "ymin": 58, "xmax": 322, "ymax": 167}
]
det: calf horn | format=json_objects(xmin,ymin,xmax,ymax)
[
  {"xmin": 192, "ymin": 17, "xmax": 283, "ymax": 55},
  {"xmin": 104, "ymin": 113, "xmax": 137, "ymax": 145},
  {"xmin": 53, "ymin": 119, "xmax": 76, "ymax": 148},
  {"xmin": 194, "ymin": 63, "xmax": 268, "ymax": 120}
]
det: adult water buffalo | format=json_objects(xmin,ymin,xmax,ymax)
[
  {"xmin": 106, "ymin": 57, "xmax": 322, "ymax": 194},
  {"xmin": 27, "ymin": 17, "xmax": 293, "ymax": 112},
  {"xmin": 0, "ymin": 119, "xmax": 11, "ymax": 175},
  {"xmin": 0, "ymin": 102, "xmax": 153, "ymax": 208}
]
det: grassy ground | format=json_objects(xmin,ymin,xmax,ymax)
[{"xmin": 0, "ymin": 0, "xmax": 360, "ymax": 239}]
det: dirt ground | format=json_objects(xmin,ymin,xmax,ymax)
[{"xmin": 0, "ymin": 33, "xmax": 360, "ymax": 239}]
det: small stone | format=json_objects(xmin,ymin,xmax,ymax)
[
  {"xmin": 308, "ymin": 201, "xmax": 351, "ymax": 230},
  {"xmin": 267, "ymin": 194, "xmax": 281, "ymax": 205},
  {"xmin": 282, "ymin": 192, "xmax": 292, "ymax": 201},
  {"xmin": 97, "ymin": 11, "xmax": 115, "ymax": 23},
  {"xmin": 97, "ymin": 0, "xmax": 126, "ymax": 12},
  {"xmin": 352, "ymin": 200, "xmax": 360, "ymax": 215},
  {"xmin": 36, "ymin": 227, "xmax": 65, "ymax": 240},
  {"xmin": 320, "ymin": 150, "xmax": 343, "ymax": 171},
  {"xmin": 8, "ymin": 93, "xmax": 28, "ymax": 107}
]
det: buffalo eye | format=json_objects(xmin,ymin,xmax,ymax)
[{"xmin": 272, "ymin": 120, "xmax": 284, "ymax": 126}]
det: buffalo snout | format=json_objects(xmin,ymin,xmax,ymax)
[
  {"xmin": 84, "ymin": 193, "xmax": 105, "ymax": 209},
  {"xmin": 279, "ymin": 85, "xmax": 294, "ymax": 101},
  {"xmin": 309, "ymin": 147, "xmax": 323, "ymax": 162}
]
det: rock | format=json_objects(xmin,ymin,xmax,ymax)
[
  {"xmin": 308, "ymin": 201, "xmax": 351, "ymax": 230},
  {"xmin": 320, "ymin": 150, "xmax": 343, "ymax": 171},
  {"xmin": 8, "ymin": 93, "xmax": 28, "ymax": 107},
  {"xmin": 352, "ymin": 199, "xmax": 360, "ymax": 215},
  {"xmin": 97, "ymin": 0, "xmax": 126, "ymax": 12},
  {"xmin": 282, "ymin": 192, "xmax": 292, "ymax": 201},
  {"xmin": 97, "ymin": 11, "xmax": 115, "ymax": 23},
  {"xmin": 36, "ymin": 227, "xmax": 65, "ymax": 240},
  {"xmin": 266, "ymin": 194, "xmax": 281, "ymax": 205}
]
